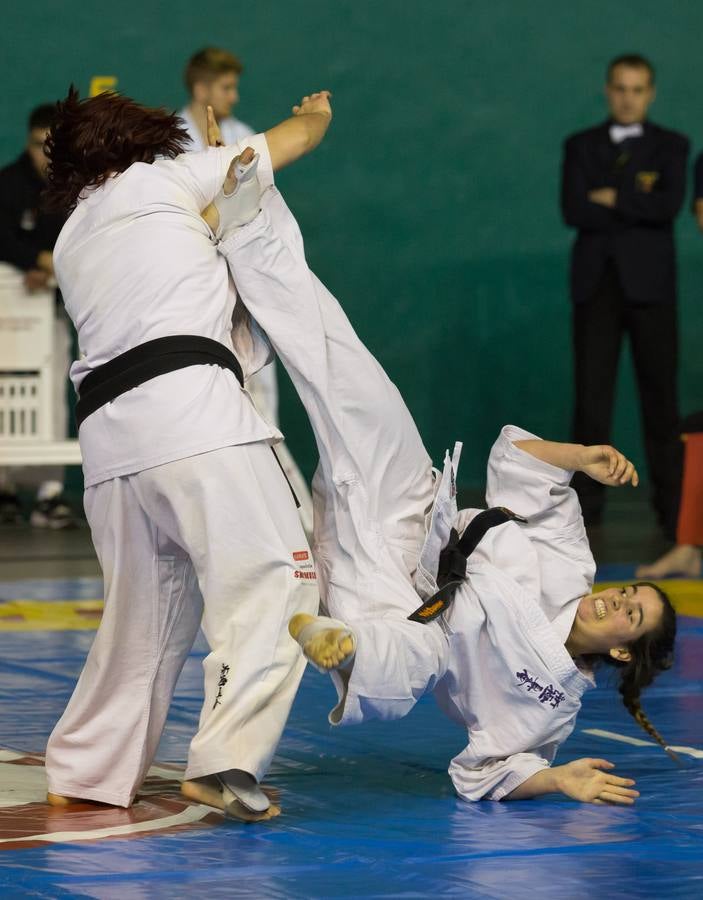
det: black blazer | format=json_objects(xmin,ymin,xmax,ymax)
[
  {"xmin": 561, "ymin": 121, "xmax": 689, "ymax": 304},
  {"xmin": 0, "ymin": 151, "xmax": 64, "ymax": 271}
]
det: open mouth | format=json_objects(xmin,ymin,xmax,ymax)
[{"xmin": 594, "ymin": 597, "xmax": 607, "ymax": 620}]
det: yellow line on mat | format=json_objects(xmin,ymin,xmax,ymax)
[
  {"xmin": 1, "ymin": 579, "xmax": 701, "ymax": 632},
  {"xmin": 0, "ymin": 599, "xmax": 103, "ymax": 631}
]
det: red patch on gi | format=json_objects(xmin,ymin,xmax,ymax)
[
  {"xmin": 293, "ymin": 569, "xmax": 317, "ymax": 580},
  {"xmin": 293, "ymin": 551, "xmax": 309, "ymax": 561}
]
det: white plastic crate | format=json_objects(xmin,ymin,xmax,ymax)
[{"xmin": 0, "ymin": 263, "xmax": 81, "ymax": 465}]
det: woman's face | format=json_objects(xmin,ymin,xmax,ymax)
[{"xmin": 570, "ymin": 584, "xmax": 664, "ymax": 658}]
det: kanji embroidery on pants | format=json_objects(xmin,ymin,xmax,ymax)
[{"xmin": 213, "ymin": 664, "xmax": 230, "ymax": 709}]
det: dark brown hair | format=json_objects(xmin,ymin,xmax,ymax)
[
  {"xmin": 184, "ymin": 47, "xmax": 243, "ymax": 94},
  {"xmin": 43, "ymin": 86, "xmax": 191, "ymax": 213},
  {"xmin": 603, "ymin": 581, "xmax": 677, "ymax": 759},
  {"xmin": 607, "ymin": 54, "xmax": 656, "ymax": 85}
]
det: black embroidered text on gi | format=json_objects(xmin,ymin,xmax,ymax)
[
  {"xmin": 213, "ymin": 663, "xmax": 230, "ymax": 709},
  {"xmin": 516, "ymin": 669, "xmax": 565, "ymax": 709}
]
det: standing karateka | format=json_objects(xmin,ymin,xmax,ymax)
[
  {"xmin": 205, "ymin": 158, "xmax": 677, "ymax": 805},
  {"xmin": 42, "ymin": 86, "xmax": 332, "ymax": 821}
]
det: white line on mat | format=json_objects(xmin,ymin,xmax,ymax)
[{"xmin": 583, "ymin": 728, "xmax": 703, "ymax": 759}]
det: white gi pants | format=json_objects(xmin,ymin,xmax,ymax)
[
  {"xmin": 46, "ymin": 442, "xmax": 318, "ymax": 806},
  {"xmin": 219, "ymin": 190, "xmax": 448, "ymax": 726},
  {"xmin": 242, "ymin": 360, "xmax": 314, "ymax": 537}
]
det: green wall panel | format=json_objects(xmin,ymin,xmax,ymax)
[{"xmin": 3, "ymin": 1, "xmax": 701, "ymax": 486}]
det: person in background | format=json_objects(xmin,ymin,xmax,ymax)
[
  {"xmin": 636, "ymin": 155, "xmax": 703, "ymax": 579},
  {"xmin": 636, "ymin": 412, "xmax": 703, "ymax": 578},
  {"xmin": 0, "ymin": 103, "xmax": 75, "ymax": 528},
  {"xmin": 178, "ymin": 47, "xmax": 314, "ymax": 534},
  {"xmin": 561, "ymin": 54, "xmax": 689, "ymax": 543},
  {"xmin": 179, "ymin": 47, "xmax": 253, "ymax": 152}
]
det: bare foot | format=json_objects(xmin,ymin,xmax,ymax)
[
  {"xmin": 289, "ymin": 613, "xmax": 355, "ymax": 670},
  {"xmin": 636, "ymin": 544, "xmax": 702, "ymax": 579},
  {"xmin": 181, "ymin": 776, "xmax": 281, "ymax": 823},
  {"xmin": 47, "ymin": 792, "xmax": 110, "ymax": 807},
  {"xmin": 201, "ymin": 146, "xmax": 256, "ymax": 232}
]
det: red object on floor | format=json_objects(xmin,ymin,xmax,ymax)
[{"xmin": 677, "ymin": 432, "xmax": 703, "ymax": 546}]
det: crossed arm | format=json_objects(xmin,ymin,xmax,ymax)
[
  {"xmin": 561, "ymin": 136, "xmax": 689, "ymax": 228},
  {"xmin": 201, "ymin": 91, "xmax": 332, "ymax": 232},
  {"xmin": 204, "ymin": 91, "xmax": 332, "ymax": 170}
]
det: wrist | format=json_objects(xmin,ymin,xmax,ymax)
[
  {"xmin": 571, "ymin": 444, "xmax": 587, "ymax": 472},
  {"xmin": 551, "ymin": 764, "xmax": 567, "ymax": 794},
  {"xmin": 302, "ymin": 109, "xmax": 331, "ymax": 122}
]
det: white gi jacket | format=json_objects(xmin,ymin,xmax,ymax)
[
  {"xmin": 56, "ymin": 135, "xmax": 279, "ymax": 487},
  {"xmin": 337, "ymin": 425, "xmax": 597, "ymax": 801}
]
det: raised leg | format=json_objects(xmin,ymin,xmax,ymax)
[{"xmin": 219, "ymin": 188, "xmax": 433, "ymax": 554}]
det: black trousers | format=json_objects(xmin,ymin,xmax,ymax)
[{"xmin": 571, "ymin": 261, "xmax": 682, "ymax": 539}]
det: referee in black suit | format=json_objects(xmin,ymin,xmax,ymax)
[{"xmin": 561, "ymin": 54, "xmax": 689, "ymax": 539}]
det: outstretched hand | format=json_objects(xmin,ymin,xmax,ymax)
[
  {"xmin": 578, "ymin": 444, "xmax": 639, "ymax": 487},
  {"xmin": 556, "ymin": 758, "xmax": 639, "ymax": 805},
  {"xmin": 292, "ymin": 90, "xmax": 332, "ymax": 120}
]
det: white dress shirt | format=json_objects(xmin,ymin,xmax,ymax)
[{"xmin": 178, "ymin": 106, "xmax": 255, "ymax": 152}]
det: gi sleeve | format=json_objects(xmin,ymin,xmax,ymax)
[
  {"xmin": 615, "ymin": 134, "xmax": 689, "ymax": 225},
  {"xmin": 170, "ymin": 132, "xmax": 274, "ymax": 211},
  {"xmin": 560, "ymin": 136, "xmax": 619, "ymax": 231},
  {"xmin": 485, "ymin": 425, "xmax": 582, "ymax": 532},
  {"xmin": 449, "ymin": 746, "xmax": 551, "ymax": 802}
]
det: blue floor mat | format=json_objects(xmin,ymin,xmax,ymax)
[{"xmin": 0, "ymin": 578, "xmax": 701, "ymax": 899}]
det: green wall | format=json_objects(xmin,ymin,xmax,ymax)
[{"xmin": 3, "ymin": 1, "xmax": 702, "ymax": 487}]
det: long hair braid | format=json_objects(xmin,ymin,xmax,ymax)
[
  {"xmin": 610, "ymin": 581, "xmax": 678, "ymax": 761},
  {"xmin": 621, "ymin": 694, "xmax": 679, "ymax": 763}
]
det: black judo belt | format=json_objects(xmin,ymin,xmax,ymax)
[
  {"xmin": 74, "ymin": 335, "xmax": 301, "ymax": 508},
  {"xmin": 75, "ymin": 335, "xmax": 244, "ymax": 428},
  {"xmin": 408, "ymin": 506, "xmax": 527, "ymax": 624}
]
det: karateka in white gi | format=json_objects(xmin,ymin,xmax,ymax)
[
  {"xmin": 43, "ymin": 88, "xmax": 333, "ymax": 821},
  {"xmin": 205, "ymin": 131, "xmax": 675, "ymax": 806}
]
